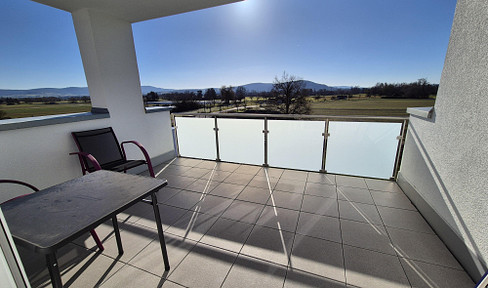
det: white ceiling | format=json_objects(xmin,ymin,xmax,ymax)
[{"xmin": 32, "ymin": 0, "xmax": 243, "ymax": 23}]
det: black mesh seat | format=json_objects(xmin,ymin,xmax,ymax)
[{"xmin": 71, "ymin": 127, "xmax": 155, "ymax": 177}]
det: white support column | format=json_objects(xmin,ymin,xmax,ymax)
[{"xmin": 72, "ymin": 8, "xmax": 145, "ymax": 121}]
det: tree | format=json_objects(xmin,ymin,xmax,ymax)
[
  {"xmin": 204, "ymin": 88, "xmax": 218, "ymax": 107},
  {"xmin": 269, "ymin": 71, "xmax": 311, "ymax": 114},
  {"xmin": 220, "ymin": 85, "xmax": 234, "ymax": 105}
]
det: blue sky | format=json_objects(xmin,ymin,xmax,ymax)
[{"xmin": 0, "ymin": 0, "xmax": 457, "ymax": 90}]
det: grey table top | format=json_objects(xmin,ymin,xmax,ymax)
[{"xmin": 1, "ymin": 170, "xmax": 167, "ymax": 254}]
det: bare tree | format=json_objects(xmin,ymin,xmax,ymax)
[{"xmin": 270, "ymin": 71, "xmax": 310, "ymax": 114}]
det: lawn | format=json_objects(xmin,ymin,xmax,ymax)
[
  {"xmin": 0, "ymin": 102, "xmax": 91, "ymax": 119},
  {"xmin": 308, "ymin": 97, "xmax": 435, "ymax": 116}
]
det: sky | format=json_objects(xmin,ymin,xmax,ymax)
[{"xmin": 0, "ymin": 0, "xmax": 458, "ymax": 90}]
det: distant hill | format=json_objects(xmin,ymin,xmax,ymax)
[{"xmin": 0, "ymin": 81, "xmax": 351, "ymax": 98}]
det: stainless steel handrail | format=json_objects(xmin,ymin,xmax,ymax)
[
  {"xmin": 173, "ymin": 112, "xmax": 409, "ymax": 179},
  {"xmin": 174, "ymin": 112, "xmax": 408, "ymax": 122}
]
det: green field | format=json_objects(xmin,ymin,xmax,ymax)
[
  {"xmin": 308, "ymin": 97, "xmax": 435, "ymax": 117},
  {"xmin": 0, "ymin": 97, "xmax": 435, "ymax": 119},
  {"xmin": 0, "ymin": 102, "xmax": 91, "ymax": 119}
]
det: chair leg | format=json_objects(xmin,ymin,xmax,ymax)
[{"xmin": 90, "ymin": 229, "xmax": 104, "ymax": 251}]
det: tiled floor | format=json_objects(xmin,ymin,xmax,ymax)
[{"xmin": 19, "ymin": 158, "xmax": 475, "ymax": 287}]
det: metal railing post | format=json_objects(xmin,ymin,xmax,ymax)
[
  {"xmin": 172, "ymin": 115, "xmax": 181, "ymax": 157},
  {"xmin": 320, "ymin": 119, "xmax": 330, "ymax": 173},
  {"xmin": 213, "ymin": 116, "xmax": 221, "ymax": 161},
  {"xmin": 391, "ymin": 119, "xmax": 408, "ymax": 180},
  {"xmin": 263, "ymin": 117, "xmax": 269, "ymax": 167}
]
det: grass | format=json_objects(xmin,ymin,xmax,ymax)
[
  {"xmin": 0, "ymin": 102, "xmax": 91, "ymax": 119},
  {"xmin": 0, "ymin": 97, "xmax": 436, "ymax": 119},
  {"xmin": 308, "ymin": 97, "xmax": 435, "ymax": 117}
]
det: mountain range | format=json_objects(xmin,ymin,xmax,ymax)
[{"xmin": 0, "ymin": 81, "xmax": 351, "ymax": 98}]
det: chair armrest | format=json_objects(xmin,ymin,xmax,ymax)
[
  {"xmin": 121, "ymin": 141, "xmax": 155, "ymax": 177},
  {"xmin": 69, "ymin": 152, "xmax": 102, "ymax": 173},
  {"xmin": 0, "ymin": 180, "xmax": 39, "ymax": 204}
]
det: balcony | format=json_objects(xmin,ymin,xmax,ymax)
[{"xmin": 17, "ymin": 157, "xmax": 474, "ymax": 287}]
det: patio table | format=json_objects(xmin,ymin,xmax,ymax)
[{"xmin": 1, "ymin": 170, "xmax": 170, "ymax": 288}]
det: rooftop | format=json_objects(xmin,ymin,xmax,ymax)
[{"xmin": 19, "ymin": 158, "xmax": 474, "ymax": 287}]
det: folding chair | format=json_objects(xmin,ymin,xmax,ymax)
[{"xmin": 0, "ymin": 179, "xmax": 104, "ymax": 251}]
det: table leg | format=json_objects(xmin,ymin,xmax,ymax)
[
  {"xmin": 151, "ymin": 192, "xmax": 170, "ymax": 271},
  {"xmin": 112, "ymin": 215, "xmax": 124, "ymax": 255},
  {"xmin": 46, "ymin": 253, "xmax": 63, "ymax": 288}
]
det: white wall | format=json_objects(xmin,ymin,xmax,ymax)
[
  {"xmin": 0, "ymin": 110, "xmax": 174, "ymax": 203},
  {"xmin": 398, "ymin": 0, "xmax": 488, "ymax": 280}
]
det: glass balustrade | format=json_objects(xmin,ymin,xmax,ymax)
[
  {"xmin": 174, "ymin": 115, "xmax": 405, "ymax": 180},
  {"xmin": 326, "ymin": 121, "xmax": 402, "ymax": 179}
]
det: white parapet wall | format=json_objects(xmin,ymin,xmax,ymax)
[
  {"xmin": 0, "ymin": 110, "xmax": 174, "ymax": 203},
  {"xmin": 398, "ymin": 0, "xmax": 488, "ymax": 281}
]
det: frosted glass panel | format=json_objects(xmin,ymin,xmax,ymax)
[
  {"xmin": 268, "ymin": 120, "xmax": 324, "ymax": 171},
  {"xmin": 219, "ymin": 119, "xmax": 264, "ymax": 165},
  {"xmin": 175, "ymin": 117, "xmax": 216, "ymax": 159},
  {"xmin": 326, "ymin": 121, "xmax": 401, "ymax": 179}
]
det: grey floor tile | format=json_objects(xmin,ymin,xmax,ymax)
[
  {"xmin": 344, "ymin": 245, "xmax": 410, "ymax": 288},
  {"xmin": 236, "ymin": 186, "xmax": 271, "ymax": 204},
  {"xmin": 256, "ymin": 206, "xmax": 300, "ymax": 233},
  {"xmin": 304, "ymin": 182, "xmax": 337, "ymax": 198},
  {"xmin": 215, "ymin": 162, "xmax": 241, "ymax": 172},
  {"xmin": 306, "ymin": 173, "xmax": 337, "ymax": 185},
  {"xmin": 156, "ymin": 187, "xmax": 182, "ymax": 203},
  {"xmin": 201, "ymin": 169, "xmax": 232, "ymax": 182},
  {"xmin": 183, "ymin": 178, "xmax": 219, "ymax": 194},
  {"xmin": 101, "ymin": 222, "xmax": 157, "ymax": 263},
  {"xmin": 378, "ymin": 206, "xmax": 434, "ymax": 233},
  {"xmin": 167, "ymin": 243, "xmax": 237, "ymax": 288},
  {"xmin": 164, "ymin": 190, "xmax": 203, "ymax": 210},
  {"xmin": 337, "ymin": 186, "xmax": 374, "ymax": 204},
  {"xmin": 165, "ymin": 175, "xmax": 197, "ymax": 189},
  {"xmin": 180, "ymin": 167, "xmax": 212, "ymax": 179},
  {"xmin": 290, "ymin": 234, "xmax": 345, "ymax": 282},
  {"xmin": 25, "ymin": 244, "xmax": 123, "ymax": 288},
  {"xmin": 220, "ymin": 200, "xmax": 265, "ymax": 224},
  {"xmin": 200, "ymin": 218, "xmax": 253, "ymax": 253},
  {"xmin": 284, "ymin": 268, "xmax": 346, "ymax": 288},
  {"xmin": 399, "ymin": 258, "xmax": 474, "ymax": 288},
  {"xmin": 336, "ymin": 176, "xmax": 368, "ymax": 189},
  {"xmin": 171, "ymin": 158, "xmax": 203, "ymax": 167},
  {"xmin": 365, "ymin": 178, "xmax": 403, "ymax": 193},
  {"xmin": 209, "ymin": 182, "xmax": 246, "ymax": 199},
  {"xmin": 241, "ymin": 225, "xmax": 295, "ymax": 266},
  {"xmin": 156, "ymin": 165, "xmax": 192, "ymax": 178},
  {"xmin": 166, "ymin": 210, "xmax": 219, "ymax": 241},
  {"xmin": 371, "ymin": 190, "xmax": 416, "ymax": 210},
  {"xmin": 134, "ymin": 204, "xmax": 188, "ymax": 231},
  {"xmin": 73, "ymin": 220, "xmax": 120, "ymax": 251},
  {"xmin": 195, "ymin": 160, "xmax": 219, "ymax": 170},
  {"xmin": 128, "ymin": 235, "xmax": 197, "ymax": 277},
  {"xmin": 225, "ymin": 172, "xmax": 254, "ymax": 185},
  {"xmin": 388, "ymin": 227, "xmax": 463, "ymax": 269},
  {"xmin": 248, "ymin": 175, "xmax": 279, "ymax": 189},
  {"xmin": 192, "ymin": 194, "xmax": 233, "ymax": 216},
  {"xmin": 301, "ymin": 195, "xmax": 339, "ymax": 218},
  {"xmin": 100, "ymin": 263, "xmax": 164, "ymax": 288},
  {"xmin": 267, "ymin": 190, "xmax": 303, "ymax": 211},
  {"xmin": 341, "ymin": 219, "xmax": 395, "ymax": 255},
  {"xmin": 256, "ymin": 167, "xmax": 285, "ymax": 178},
  {"xmin": 234, "ymin": 164, "xmax": 262, "ymax": 175},
  {"xmin": 281, "ymin": 170, "xmax": 309, "ymax": 181},
  {"xmin": 222, "ymin": 255, "xmax": 287, "ymax": 288},
  {"xmin": 275, "ymin": 179, "xmax": 307, "ymax": 194},
  {"xmin": 296, "ymin": 212, "xmax": 342, "ymax": 243},
  {"xmin": 338, "ymin": 200, "xmax": 383, "ymax": 225}
]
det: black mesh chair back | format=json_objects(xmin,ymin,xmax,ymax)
[
  {"xmin": 72, "ymin": 127, "xmax": 125, "ymax": 172},
  {"xmin": 71, "ymin": 127, "xmax": 155, "ymax": 177}
]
